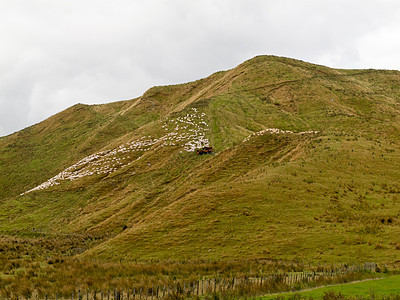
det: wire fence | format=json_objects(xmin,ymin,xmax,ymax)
[{"xmin": 15, "ymin": 263, "xmax": 378, "ymax": 300}]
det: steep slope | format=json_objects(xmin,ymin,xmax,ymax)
[{"xmin": 2, "ymin": 55, "xmax": 400, "ymax": 264}]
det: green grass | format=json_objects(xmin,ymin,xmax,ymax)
[
  {"xmin": 261, "ymin": 275, "xmax": 400, "ymax": 299},
  {"xmin": 2, "ymin": 55, "xmax": 400, "ymax": 296}
]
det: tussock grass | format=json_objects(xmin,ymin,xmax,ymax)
[{"xmin": 0, "ymin": 257, "xmax": 380, "ymax": 299}]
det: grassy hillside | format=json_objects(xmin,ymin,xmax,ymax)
[{"xmin": 2, "ymin": 55, "xmax": 400, "ymax": 270}]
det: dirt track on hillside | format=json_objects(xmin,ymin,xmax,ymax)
[{"xmin": 264, "ymin": 276, "xmax": 386, "ymax": 298}]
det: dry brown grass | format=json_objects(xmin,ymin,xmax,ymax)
[{"xmin": 0, "ymin": 257, "xmax": 380, "ymax": 299}]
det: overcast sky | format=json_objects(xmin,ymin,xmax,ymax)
[{"xmin": 1, "ymin": 0, "xmax": 400, "ymax": 137}]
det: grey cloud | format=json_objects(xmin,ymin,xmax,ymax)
[{"xmin": 1, "ymin": 0, "xmax": 400, "ymax": 136}]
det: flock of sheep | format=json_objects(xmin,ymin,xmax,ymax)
[
  {"xmin": 21, "ymin": 108, "xmax": 210, "ymax": 195},
  {"xmin": 21, "ymin": 106, "xmax": 318, "ymax": 195},
  {"xmin": 242, "ymin": 128, "xmax": 319, "ymax": 143}
]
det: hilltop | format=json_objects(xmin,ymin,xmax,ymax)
[{"xmin": 2, "ymin": 55, "xmax": 400, "ymax": 267}]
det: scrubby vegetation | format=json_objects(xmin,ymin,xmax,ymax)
[{"xmin": 0, "ymin": 256, "xmax": 383, "ymax": 299}]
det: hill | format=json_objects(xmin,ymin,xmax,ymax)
[{"xmin": 2, "ymin": 55, "xmax": 400, "ymax": 268}]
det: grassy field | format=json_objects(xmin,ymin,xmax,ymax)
[
  {"xmin": 2, "ymin": 55, "xmax": 400, "ymax": 295},
  {"xmin": 262, "ymin": 275, "xmax": 400, "ymax": 299}
]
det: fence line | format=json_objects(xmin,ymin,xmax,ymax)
[{"xmin": 19, "ymin": 263, "xmax": 377, "ymax": 300}]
